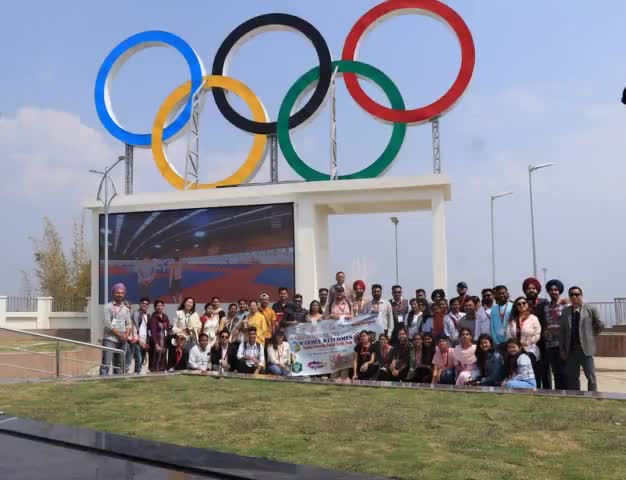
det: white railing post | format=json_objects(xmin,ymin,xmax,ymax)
[
  {"xmin": 37, "ymin": 297, "xmax": 52, "ymax": 329},
  {"xmin": 0, "ymin": 296, "xmax": 6, "ymax": 328}
]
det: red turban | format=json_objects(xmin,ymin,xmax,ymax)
[
  {"xmin": 522, "ymin": 277, "xmax": 542, "ymax": 293},
  {"xmin": 353, "ymin": 280, "xmax": 366, "ymax": 291}
]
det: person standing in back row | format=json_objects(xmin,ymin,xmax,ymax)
[
  {"xmin": 389, "ymin": 285, "xmax": 409, "ymax": 345},
  {"xmin": 100, "ymin": 283, "xmax": 132, "ymax": 375},
  {"xmin": 559, "ymin": 286, "xmax": 604, "ymax": 392},
  {"xmin": 491, "ymin": 285, "xmax": 514, "ymax": 353},
  {"xmin": 543, "ymin": 279, "xmax": 567, "ymax": 389},
  {"xmin": 328, "ymin": 271, "xmax": 353, "ymax": 306}
]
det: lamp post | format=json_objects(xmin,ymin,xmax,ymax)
[
  {"xmin": 490, "ymin": 192, "xmax": 513, "ymax": 286},
  {"xmin": 90, "ymin": 156, "xmax": 125, "ymax": 305},
  {"xmin": 541, "ymin": 267, "xmax": 548, "ymax": 286},
  {"xmin": 390, "ymin": 217, "xmax": 399, "ymax": 284},
  {"xmin": 529, "ymin": 163, "xmax": 554, "ymax": 278}
]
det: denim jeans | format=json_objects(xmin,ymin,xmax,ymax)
[
  {"xmin": 125, "ymin": 342, "xmax": 143, "ymax": 374},
  {"xmin": 99, "ymin": 338, "xmax": 127, "ymax": 375},
  {"xmin": 438, "ymin": 367, "xmax": 456, "ymax": 385},
  {"xmin": 504, "ymin": 378, "xmax": 536, "ymax": 389},
  {"xmin": 266, "ymin": 364, "xmax": 289, "ymax": 376}
]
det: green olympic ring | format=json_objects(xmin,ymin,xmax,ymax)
[{"xmin": 277, "ymin": 60, "xmax": 406, "ymax": 181}]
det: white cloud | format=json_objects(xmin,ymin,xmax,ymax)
[{"xmin": 0, "ymin": 107, "xmax": 117, "ymax": 204}]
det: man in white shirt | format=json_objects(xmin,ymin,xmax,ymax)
[
  {"xmin": 364, "ymin": 284, "xmax": 393, "ymax": 337},
  {"xmin": 475, "ymin": 288, "xmax": 494, "ymax": 340},
  {"xmin": 188, "ymin": 333, "xmax": 211, "ymax": 372},
  {"xmin": 126, "ymin": 297, "xmax": 150, "ymax": 374},
  {"xmin": 236, "ymin": 327, "xmax": 265, "ymax": 374}
]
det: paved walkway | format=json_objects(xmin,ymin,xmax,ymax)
[{"xmin": 593, "ymin": 357, "xmax": 626, "ymax": 393}]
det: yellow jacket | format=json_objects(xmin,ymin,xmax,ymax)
[
  {"xmin": 248, "ymin": 311, "xmax": 271, "ymax": 344},
  {"xmin": 260, "ymin": 306, "xmax": 277, "ymax": 332}
]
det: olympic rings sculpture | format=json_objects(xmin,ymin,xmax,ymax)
[{"xmin": 94, "ymin": 0, "xmax": 475, "ymax": 188}]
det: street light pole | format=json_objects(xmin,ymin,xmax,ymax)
[
  {"xmin": 490, "ymin": 192, "xmax": 513, "ymax": 286},
  {"xmin": 528, "ymin": 163, "xmax": 554, "ymax": 278},
  {"xmin": 390, "ymin": 217, "xmax": 399, "ymax": 284},
  {"xmin": 90, "ymin": 156, "xmax": 125, "ymax": 305}
]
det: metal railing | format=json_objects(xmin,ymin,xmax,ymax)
[
  {"xmin": 0, "ymin": 326, "xmax": 125, "ymax": 379},
  {"xmin": 6, "ymin": 297, "xmax": 38, "ymax": 312},
  {"xmin": 51, "ymin": 297, "xmax": 88, "ymax": 313},
  {"xmin": 587, "ymin": 302, "xmax": 617, "ymax": 328},
  {"xmin": 616, "ymin": 298, "xmax": 626, "ymax": 325}
]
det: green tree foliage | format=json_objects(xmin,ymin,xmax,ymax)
[{"xmin": 29, "ymin": 217, "xmax": 90, "ymax": 299}]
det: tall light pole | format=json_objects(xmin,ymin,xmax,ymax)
[
  {"xmin": 490, "ymin": 192, "xmax": 513, "ymax": 286},
  {"xmin": 529, "ymin": 163, "xmax": 554, "ymax": 278},
  {"xmin": 390, "ymin": 217, "xmax": 399, "ymax": 284},
  {"xmin": 90, "ymin": 156, "xmax": 125, "ymax": 305},
  {"xmin": 541, "ymin": 267, "xmax": 548, "ymax": 286}
]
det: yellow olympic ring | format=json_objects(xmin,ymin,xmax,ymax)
[{"xmin": 151, "ymin": 75, "xmax": 267, "ymax": 190}]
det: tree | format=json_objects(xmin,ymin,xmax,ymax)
[{"xmin": 28, "ymin": 216, "xmax": 90, "ymax": 299}]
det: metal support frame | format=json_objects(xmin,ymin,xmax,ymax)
[
  {"xmin": 184, "ymin": 80, "xmax": 206, "ymax": 190},
  {"xmin": 124, "ymin": 144, "xmax": 134, "ymax": 195},
  {"xmin": 89, "ymin": 157, "xmax": 125, "ymax": 305},
  {"xmin": 269, "ymin": 135, "xmax": 279, "ymax": 183},
  {"xmin": 431, "ymin": 116, "xmax": 441, "ymax": 174}
]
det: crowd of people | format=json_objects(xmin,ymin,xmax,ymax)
[{"xmin": 100, "ymin": 271, "xmax": 604, "ymax": 392}]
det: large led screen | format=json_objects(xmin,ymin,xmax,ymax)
[{"xmin": 98, "ymin": 203, "xmax": 295, "ymax": 304}]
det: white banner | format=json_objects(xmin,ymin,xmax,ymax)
[{"xmin": 286, "ymin": 313, "xmax": 384, "ymax": 376}]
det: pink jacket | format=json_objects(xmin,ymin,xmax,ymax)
[{"xmin": 505, "ymin": 314, "xmax": 541, "ymax": 359}]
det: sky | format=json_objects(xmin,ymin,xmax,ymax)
[{"xmin": 1, "ymin": 0, "xmax": 625, "ymax": 302}]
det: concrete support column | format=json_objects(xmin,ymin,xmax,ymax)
[
  {"xmin": 0, "ymin": 296, "xmax": 6, "ymax": 328},
  {"xmin": 432, "ymin": 191, "xmax": 448, "ymax": 290},
  {"xmin": 294, "ymin": 199, "xmax": 325, "ymax": 301},
  {"xmin": 37, "ymin": 297, "xmax": 52, "ymax": 329}
]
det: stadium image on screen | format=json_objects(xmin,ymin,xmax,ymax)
[{"xmin": 98, "ymin": 203, "xmax": 295, "ymax": 304}]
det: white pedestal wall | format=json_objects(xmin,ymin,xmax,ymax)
[{"xmin": 85, "ymin": 176, "xmax": 451, "ymax": 343}]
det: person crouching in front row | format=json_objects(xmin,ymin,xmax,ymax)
[
  {"xmin": 211, "ymin": 330, "xmax": 237, "ymax": 373},
  {"xmin": 237, "ymin": 326, "xmax": 265, "ymax": 374},
  {"xmin": 188, "ymin": 333, "xmax": 211, "ymax": 373},
  {"xmin": 267, "ymin": 330, "xmax": 292, "ymax": 376},
  {"xmin": 502, "ymin": 338, "xmax": 536, "ymax": 389},
  {"xmin": 168, "ymin": 334, "xmax": 189, "ymax": 372}
]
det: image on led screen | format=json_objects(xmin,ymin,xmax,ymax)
[{"xmin": 98, "ymin": 203, "xmax": 295, "ymax": 303}]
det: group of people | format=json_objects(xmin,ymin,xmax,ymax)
[{"xmin": 100, "ymin": 271, "xmax": 604, "ymax": 392}]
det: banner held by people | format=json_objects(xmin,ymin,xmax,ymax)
[{"xmin": 285, "ymin": 313, "xmax": 383, "ymax": 376}]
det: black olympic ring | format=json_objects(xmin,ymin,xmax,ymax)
[{"xmin": 211, "ymin": 13, "xmax": 332, "ymax": 136}]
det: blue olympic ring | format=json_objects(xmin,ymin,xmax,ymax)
[{"xmin": 94, "ymin": 30, "xmax": 205, "ymax": 147}]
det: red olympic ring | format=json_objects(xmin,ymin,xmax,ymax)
[{"xmin": 341, "ymin": 0, "xmax": 475, "ymax": 124}]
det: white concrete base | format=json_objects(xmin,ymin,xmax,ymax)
[{"xmin": 85, "ymin": 175, "xmax": 451, "ymax": 343}]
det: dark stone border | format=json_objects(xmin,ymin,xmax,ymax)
[
  {"xmin": 182, "ymin": 370, "xmax": 626, "ymax": 401},
  {"xmin": 1, "ymin": 369, "xmax": 625, "ymax": 401},
  {"xmin": 0, "ymin": 415, "xmax": 384, "ymax": 480}
]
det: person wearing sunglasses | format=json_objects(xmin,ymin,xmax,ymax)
[
  {"xmin": 211, "ymin": 330, "xmax": 236, "ymax": 373},
  {"xmin": 523, "ymin": 277, "xmax": 550, "ymax": 389},
  {"xmin": 559, "ymin": 287, "xmax": 604, "ymax": 391},
  {"xmin": 506, "ymin": 296, "xmax": 542, "ymax": 382}
]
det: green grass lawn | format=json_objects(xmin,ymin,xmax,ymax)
[{"xmin": 0, "ymin": 376, "xmax": 624, "ymax": 479}]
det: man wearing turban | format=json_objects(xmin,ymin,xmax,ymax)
[
  {"xmin": 523, "ymin": 277, "xmax": 550, "ymax": 388},
  {"xmin": 100, "ymin": 283, "xmax": 132, "ymax": 376},
  {"xmin": 543, "ymin": 279, "xmax": 567, "ymax": 389},
  {"xmin": 351, "ymin": 280, "xmax": 369, "ymax": 315}
]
